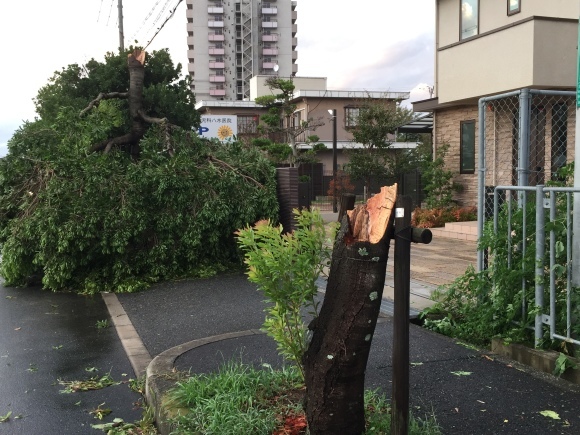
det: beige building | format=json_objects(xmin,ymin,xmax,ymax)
[
  {"xmin": 414, "ymin": 0, "xmax": 578, "ymax": 206},
  {"xmin": 186, "ymin": 0, "xmax": 298, "ymax": 102},
  {"xmin": 196, "ymin": 78, "xmax": 411, "ymax": 171}
]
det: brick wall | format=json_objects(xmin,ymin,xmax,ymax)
[{"xmin": 434, "ymin": 105, "xmax": 479, "ymax": 207}]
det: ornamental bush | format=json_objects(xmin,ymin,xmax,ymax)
[{"xmin": 0, "ymin": 117, "xmax": 278, "ymax": 294}]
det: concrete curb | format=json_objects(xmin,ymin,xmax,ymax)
[
  {"xmin": 145, "ymin": 329, "xmax": 265, "ymax": 435},
  {"xmin": 491, "ymin": 337, "xmax": 580, "ymax": 385},
  {"xmin": 101, "ymin": 292, "xmax": 152, "ymax": 377}
]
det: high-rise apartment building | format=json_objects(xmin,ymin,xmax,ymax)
[{"xmin": 186, "ymin": 0, "xmax": 298, "ymax": 101}]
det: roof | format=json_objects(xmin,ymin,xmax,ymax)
[
  {"xmin": 397, "ymin": 113, "xmax": 433, "ymax": 134},
  {"xmin": 195, "ymin": 100, "xmax": 262, "ymax": 111},
  {"xmin": 291, "ymin": 90, "xmax": 410, "ymax": 100}
]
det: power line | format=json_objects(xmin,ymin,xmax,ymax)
[
  {"xmin": 97, "ymin": 0, "xmax": 105, "ymax": 22},
  {"xmin": 129, "ymin": 0, "xmax": 164, "ymax": 43},
  {"xmin": 144, "ymin": 0, "xmax": 183, "ymax": 50},
  {"xmin": 106, "ymin": 0, "xmax": 115, "ymax": 26}
]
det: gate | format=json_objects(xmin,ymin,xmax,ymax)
[{"xmin": 477, "ymin": 89, "xmax": 579, "ymax": 346}]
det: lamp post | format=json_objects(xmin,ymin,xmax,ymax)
[{"xmin": 328, "ymin": 109, "xmax": 338, "ymax": 213}]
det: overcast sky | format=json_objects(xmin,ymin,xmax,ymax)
[{"xmin": 0, "ymin": 0, "xmax": 435, "ymax": 156}]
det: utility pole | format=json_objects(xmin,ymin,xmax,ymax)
[{"xmin": 118, "ymin": 0, "xmax": 125, "ymax": 52}]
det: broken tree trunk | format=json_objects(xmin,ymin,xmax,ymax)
[
  {"xmin": 303, "ymin": 184, "xmax": 397, "ymax": 435},
  {"xmin": 84, "ymin": 49, "xmax": 174, "ymax": 158}
]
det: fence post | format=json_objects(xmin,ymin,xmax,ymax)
[
  {"xmin": 535, "ymin": 184, "xmax": 545, "ymax": 347},
  {"xmin": 518, "ymin": 89, "xmax": 531, "ymax": 206},
  {"xmin": 477, "ymin": 98, "xmax": 486, "ymax": 272}
]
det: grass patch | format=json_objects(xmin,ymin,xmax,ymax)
[{"xmin": 165, "ymin": 360, "xmax": 441, "ymax": 434}]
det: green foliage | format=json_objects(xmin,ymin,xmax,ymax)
[
  {"xmin": 0, "ymin": 121, "xmax": 278, "ymax": 293},
  {"xmin": 345, "ymin": 99, "xmax": 414, "ymax": 194},
  {"xmin": 166, "ymin": 360, "xmax": 303, "ymax": 434},
  {"xmin": 418, "ymin": 142, "xmax": 459, "ymax": 209},
  {"xmin": 236, "ymin": 209, "xmax": 335, "ymax": 379},
  {"xmin": 553, "ymin": 352, "xmax": 578, "ymax": 377},
  {"xmin": 35, "ymin": 48, "xmax": 199, "ymax": 130},
  {"xmin": 166, "ymin": 360, "xmax": 440, "ymax": 435},
  {"xmin": 424, "ymin": 166, "xmax": 580, "ymax": 349}
]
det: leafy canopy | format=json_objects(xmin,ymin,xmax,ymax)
[{"xmin": 0, "ymin": 50, "xmax": 278, "ymax": 294}]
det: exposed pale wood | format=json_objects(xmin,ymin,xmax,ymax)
[{"xmin": 347, "ymin": 184, "xmax": 397, "ymax": 243}]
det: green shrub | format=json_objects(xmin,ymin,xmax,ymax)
[
  {"xmin": 411, "ymin": 206, "xmax": 477, "ymax": 228},
  {"xmin": 424, "ymin": 164, "xmax": 580, "ymax": 350},
  {"xmin": 0, "ymin": 119, "xmax": 278, "ymax": 294},
  {"xmin": 236, "ymin": 209, "xmax": 335, "ymax": 380}
]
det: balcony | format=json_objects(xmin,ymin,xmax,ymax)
[
  {"xmin": 209, "ymin": 87, "xmax": 226, "ymax": 96},
  {"xmin": 209, "ymin": 33, "xmax": 225, "ymax": 42},
  {"xmin": 187, "ymin": 36, "xmax": 195, "ymax": 46},
  {"xmin": 208, "ymin": 20, "xmax": 224, "ymax": 28},
  {"xmin": 262, "ymin": 62, "xmax": 277, "ymax": 69},
  {"xmin": 209, "ymin": 61, "xmax": 225, "ymax": 69},
  {"xmin": 292, "ymin": 24, "xmax": 297, "ymax": 35},
  {"xmin": 262, "ymin": 33, "xmax": 278, "ymax": 42},
  {"xmin": 262, "ymin": 21, "xmax": 278, "ymax": 29},
  {"xmin": 208, "ymin": 6, "xmax": 224, "ymax": 14},
  {"xmin": 292, "ymin": 37, "xmax": 297, "ymax": 48},
  {"xmin": 209, "ymin": 47, "xmax": 225, "ymax": 55},
  {"xmin": 292, "ymin": 51, "xmax": 297, "ymax": 60},
  {"xmin": 209, "ymin": 75, "xmax": 226, "ymax": 83},
  {"xmin": 262, "ymin": 7, "xmax": 277, "ymax": 14},
  {"xmin": 263, "ymin": 48, "xmax": 278, "ymax": 56}
]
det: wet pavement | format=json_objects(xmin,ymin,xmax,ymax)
[
  {"xmin": 3, "ymin": 227, "xmax": 579, "ymax": 435},
  {"xmin": 0, "ymin": 284, "xmax": 142, "ymax": 435}
]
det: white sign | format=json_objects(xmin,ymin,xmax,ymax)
[
  {"xmin": 395, "ymin": 208, "xmax": 404, "ymax": 218},
  {"xmin": 197, "ymin": 115, "xmax": 238, "ymax": 141}
]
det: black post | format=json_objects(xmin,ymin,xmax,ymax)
[
  {"xmin": 391, "ymin": 195, "xmax": 412, "ymax": 435},
  {"xmin": 332, "ymin": 109, "xmax": 338, "ymax": 213},
  {"xmin": 337, "ymin": 193, "xmax": 356, "ymax": 223}
]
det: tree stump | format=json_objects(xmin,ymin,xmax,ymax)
[{"xmin": 303, "ymin": 185, "xmax": 397, "ymax": 434}]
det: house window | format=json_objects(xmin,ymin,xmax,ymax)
[
  {"xmin": 460, "ymin": 0, "xmax": 479, "ymax": 40},
  {"xmin": 345, "ymin": 107, "xmax": 360, "ymax": 128},
  {"xmin": 238, "ymin": 115, "xmax": 259, "ymax": 134},
  {"xmin": 508, "ymin": 0, "xmax": 521, "ymax": 16},
  {"xmin": 551, "ymin": 103, "xmax": 568, "ymax": 178},
  {"xmin": 460, "ymin": 120, "xmax": 476, "ymax": 174}
]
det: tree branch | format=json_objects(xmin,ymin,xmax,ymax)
[
  {"xmin": 208, "ymin": 156, "xmax": 264, "ymax": 188},
  {"xmin": 80, "ymin": 92, "xmax": 129, "ymax": 116},
  {"xmin": 137, "ymin": 110, "xmax": 168, "ymax": 125},
  {"xmin": 89, "ymin": 133, "xmax": 134, "ymax": 153}
]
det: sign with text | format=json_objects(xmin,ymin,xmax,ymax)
[{"xmin": 198, "ymin": 115, "xmax": 238, "ymax": 141}]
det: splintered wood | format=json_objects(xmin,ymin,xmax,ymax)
[{"xmin": 347, "ymin": 184, "xmax": 397, "ymax": 243}]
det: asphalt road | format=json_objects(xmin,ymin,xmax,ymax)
[{"xmin": 0, "ymin": 283, "xmax": 142, "ymax": 435}]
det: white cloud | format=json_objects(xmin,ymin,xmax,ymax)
[{"xmin": 0, "ymin": 0, "xmax": 435, "ymax": 147}]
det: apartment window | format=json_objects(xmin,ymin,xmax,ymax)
[
  {"xmin": 508, "ymin": 0, "xmax": 521, "ymax": 16},
  {"xmin": 345, "ymin": 107, "xmax": 360, "ymax": 128},
  {"xmin": 460, "ymin": 0, "xmax": 479, "ymax": 40},
  {"xmin": 238, "ymin": 115, "xmax": 259, "ymax": 134},
  {"xmin": 460, "ymin": 120, "xmax": 476, "ymax": 174}
]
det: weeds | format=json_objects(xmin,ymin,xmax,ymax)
[
  {"xmin": 165, "ymin": 360, "xmax": 440, "ymax": 434},
  {"xmin": 96, "ymin": 319, "xmax": 110, "ymax": 329}
]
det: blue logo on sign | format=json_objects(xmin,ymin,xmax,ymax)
[{"xmin": 198, "ymin": 126, "xmax": 209, "ymax": 135}]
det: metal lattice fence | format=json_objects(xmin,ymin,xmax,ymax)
[
  {"xmin": 477, "ymin": 89, "xmax": 579, "ymax": 346},
  {"xmin": 477, "ymin": 89, "xmax": 575, "ymax": 269}
]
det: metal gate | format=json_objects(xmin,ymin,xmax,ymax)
[{"xmin": 477, "ymin": 89, "xmax": 579, "ymax": 346}]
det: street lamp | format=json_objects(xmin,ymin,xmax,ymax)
[{"xmin": 328, "ymin": 109, "xmax": 338, "ymax": 213}]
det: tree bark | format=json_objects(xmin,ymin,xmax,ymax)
[
  {"xmin": 303, "ymin": 185, "xmax": 397, "ymax": 435},
  {"xmin": 83, "ymin": 49, "xmax": 153, "ymax": 158}
]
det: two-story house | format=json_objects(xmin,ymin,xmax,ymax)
[{"xmin": 413, "ymin": 0, "xmax": 578, "ymax": 206}]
